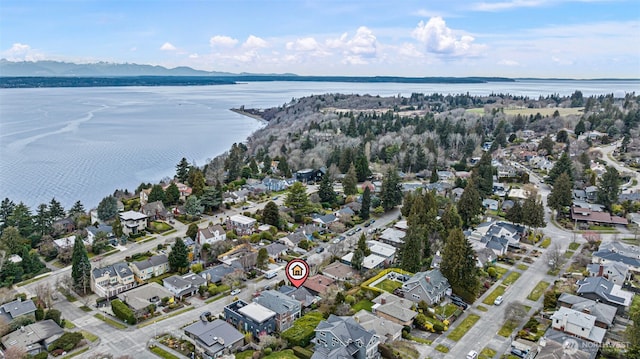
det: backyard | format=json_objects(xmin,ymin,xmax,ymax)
[{"xmin": 375, "ymin": 279, "xmax": 403, "ymax": 293}]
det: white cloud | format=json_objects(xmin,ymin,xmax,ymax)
[
  {"xmin": 551, "ymin": 56, "xmax": 573, "ymax": 65},
  {"xmin": 243, "ymin": 35, "xmax": 268, "ymax": 49},
  {"xmin": 189, "ymin": 53, "xmax": 199, "ymax": 59},
  {"xmin": 412, "ymin": 17, "xmax": 483, "ymax": 56},
  {"xmin": 472, "ymin": 0, "xmax": 546, "ymax": 11},
  {"xmin": 326, "ymin": 26, "xmax": 378, "ymax": 64},
  {"xmin": 2, "ymin": 43, "xmax": 44, "ymax": 61},
  {"xmin": 209, "ymin": 35, "xmax": 238, "ymax": 47},
  {"xmin": 413, "ymin": 8, "xmax": 455, "ymax": 18},
  {"xmin": 398, "ymin": 43, "xmax": 423, "ymax": 58},
  {"xmin": 286, "ymin": 37, "xmax": 320, "ymax": 52},
  {"xmin": 160, "ymin": 42, "xmax": 177, "ymax": 51},
  {"xmin": 498, "ymin": 59, "xmax": 520, "ymax": 66}
]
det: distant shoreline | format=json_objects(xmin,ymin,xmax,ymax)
[{"xmin": 230, "ymin": 108, "xmax": 269, "ymax": 124}]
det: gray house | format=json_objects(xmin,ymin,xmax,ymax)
[
  {"xmin": 253, "ymin": 290, "xmax": 301, "ymax": 331},
  {"xmin": 401, "ymin": 269, "xmax": 450, "ymax": 305},
  {"xmin": 312, "ymin": 314, "xmax": 381, "ymax": 359},
  {"xmin": 184, "ymin": 317, "xmax": 244, "ymax": 358},
  {"xmin": 1, "ymin": 319, "xmax": 63, "ymax": 355},
  {"xmin": 0, "ymin": 298, "xmax": 37, "ymax": 322},
  {"xmin": 576, "ymin": 276, "xmax": 633, "ymax": 314},
  {"xmin": 224, "ymin": 300, "xmax": 276, "ymax": 338}
]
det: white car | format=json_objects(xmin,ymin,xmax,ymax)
[
  {"xmin": 494, "ymin": 296, "xmax": 503, "ymax": 305},
  {"xmin": 230, "ymin": 289, "xmax": 241, "ymax": 296},
  {"xmin": 467, "ymin": 350, "xmax": 478, "ymax": 359}
]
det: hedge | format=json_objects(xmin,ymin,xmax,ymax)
[
  {"xmin": 292, "ymin": 346, "xmax": 313, "ymax": 359},
  {"xmin": 111, "ymin": 299, "xmax": 137, "ymax": 324},
  {"xmin": 48, "ymin": 332, "xmax": 83, "ymax": 352},
  {"xmin": 360, "ymin": 268, "xmax": 413, "ymax": 295},
  {"xmin": 281, "ymin": 311, "xmax": 324, "ymax": 347}
]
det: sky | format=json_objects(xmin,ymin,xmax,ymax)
[{"xmin": 1, "ymin": 0, "xmax": 639, "ymax": 78}]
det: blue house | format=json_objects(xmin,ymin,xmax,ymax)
[{"xmin": 224, "ymin": 300, "xmax": 276, "ymax": 338}]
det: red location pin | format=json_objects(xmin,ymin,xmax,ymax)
[{"xmin": 285, "ymin": 259, "xmax": 309, "ymax": 288}]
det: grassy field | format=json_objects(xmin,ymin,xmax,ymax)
[
  {"xmin": 494, "ymin": 265, "xmax": 508, "ymax": 279},
  {"xmin": 263, "ymin": 349, "xmax": 299, "ymax": 359},
  {"xmin": 479, "ymin": 347, "xmax": 497, "ymax": 359},
  {"xmin": 498, "ymin": 320, "xmax": 519, "ymax": 337},
  {"xmin": 448, "ymin": 314, "xmax": 480, "ymax": 341},
  {"xmin": 527, "ymin": 280, "xmax": 551, "ymax": 301},
  {"xmin": 564, "ymin": 251, "xmax": 575, "ymax": 259},
  {"xmin": 149, "ymin": 346, "xmax": 180, "ymax": 359},
  {"xmin": 435, "ymin": 303, "xmax": 461, "ymax": 318},
  {"xmin": 375, "ymin": 279, "xmax": 403, "ymax": 293},
  {"xmin": 540, "ymin": 237, "xmax": 551, "ymax": 248},
  {"xmin": 568, "ymin": 242, "xmax": 581, "ymax": 250},
  {"xmin": 352, "ymin": 299, "xmax": 374, "ymax": 312},
  {"xmin": 64, "ymin": 320, "xmax": 76, "ymax": 329},
  {"xmin": 483, "ymin": 286, "xmax": 506, "ymax": 305},
  {"xmin": 405, "ymin": 333, "xmax": 432, "ymax": 345},
  {"xmin": 94, "ymin": 313, "xmax": 127, "ymax": 329},
  {"xmin": 80, "ymin": 330, "xmax": 99, "ymax": 342},
  {"xmin": 517, "ymin": 264, "xmax": 529, "ymax": 271},
  {"xmin": 503, "ymin": 272, "xmax": 521, "ymax": 286},
  {"xmin": 435, "ymin": 344, "xmax": 450, "ymax": 353},
  {"xmin": 476, "ymin": 305, "xmax": 488, "ymax": 312}
]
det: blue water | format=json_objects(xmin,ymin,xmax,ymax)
[{"xmin": 1, "ymin": 80, "xmax": 638, "ymax": 209}]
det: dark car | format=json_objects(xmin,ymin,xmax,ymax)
[{"xmin": 316, "ymin": 247, "xmax": 325, "ymax": 253}]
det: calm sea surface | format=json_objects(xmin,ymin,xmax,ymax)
[{"xmin": 1, "ymin": 80, "xmax": 638, "ymax": 209}]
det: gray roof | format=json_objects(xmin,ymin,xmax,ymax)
[
  {"xmin": 376, "ymin": 302, "xmax": 417, "ymax": 323},
  {"xmin": 557, "ymin": 293, "xmax": 617, "ymax": 327},
  {"xmin": 592, "ymin": 250, "xmax": 640, "ymax": 268},
  {"xmin": 282, "ymin": 232, "xmax": 307, "ymax": 245},
  {"xmin": 403, "ymin": 269, "xmax": 449, "ymax": 298},
  {"xmin": 542, "ymin": 328, "xmax": 597, "ymax": 359},
  {"xmin": 315, "ymin": 314, "xmax": 378, "ymax": 353},
  {"xmin": 264, "ymin": 242, "xmax": 288, "ymax": 257},
  {"xmin": 1, "ymin": 319, "xmax": 63, "ymax": 352},
  {"xmin": 253, "ymin": 290, "xmax": 301, "ymax": 316},
  {"xmin": 576, "ymin": 277, "xmax": 632, "ymax": 306},
  {"xmin": 92, "ymin": 262, "xmax": 133, "ymax": 280},
  {"xmin": 238, "ymin": 302, "xmax": 276, "ymax": 323},
  {"xmin": 200, "ymin": 264, "xmax": 235, "ymax": 283},
  {"xmin": 586, "ymin": 262, "xmax": 628, "ymax": 280},
  {"xmin": 131, "ymin": 254, "xmax": 168, "ymax": 271},
  {"xmin": 86, "ymin": 224, "xmax": 113, "ymax": 236},
  {"xmin": 117, "ymin": 282, "xmax": 173, "ymax": 311},
  {"xmin": 352, "ymin": 310, "xmax": 402, "ymax": 343},
  {"xmin": 551, "ymin": 307, "xmax": 595, "ymax": 330},
  {"xmin": 184, "ymin": 319, "xmax": 244, "ymax": 353},
  {"xmin": 314, "ymin": 214, "xmax": 337, "ymax": 224},
  {"xmin": 599, "ymin": 241, "xmax": 640, "ymax": 258},
  {"xmin": 120, "ymin": 210, "xmax": 147, "ymax": 221},
  {"xmin": 0, "ymin": 299, "xmax": 36, "ymax": 319}
]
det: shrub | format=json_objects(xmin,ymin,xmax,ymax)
[
  {"xmin": 34, "ymin": 352, "xmax": 48, "ymax": 359},
  {"xmin": 433, "ymin": 321, "xmax": 445, "ymax": 333},
  {"xmin": 292, "ymin": 346, "xmax": 313, "ymax": 359},
  {"xmin": 281, "ymin": 311, "xmax": 323, "ymax": 347},
  {"xmin": 487, "ymin": 267, "xmax": 497, "ymax": 279},
  {"xmin": 48, "ymin": 331, "xmax": 83, "ymax": 352},
  {"xmin": 45, "ymin": 309, "xmax": 62, "ymax": 326},
  {"xmin": 263, "ymin": 348, "xmax": 272, "ymax": 356},
  {"xmin": 111, "ymin": 299, "xmax": 136, "ymax": 324}
]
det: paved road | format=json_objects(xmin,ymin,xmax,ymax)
[{"xmin": 595, "ymin": 141, "xmax": 640, "ymax": 193}]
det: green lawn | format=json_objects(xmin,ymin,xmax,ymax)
[
  {"xmin": 476, "ymin": 305, "xmax": 488, "ymax": 312},
  {"xmin": 94, "ymin": 313, "xmax": 127, "ymax": 329},
  {"xmin": 498, "ymin": 320, "xmax": 518, "ymax": 337},
  {"xmin": 435, "ymin": 344, "xmax": 450, "ymax": 353},
  {"xmin": 352, "ymin": 299, "xmax": 374, "ymax": 312},
  {"xmin": 16, "ymin": 273, "xmax": 51, "ymax": 287},
  {"xmin": 540, "ymin": 237, "xmax": 551, "ymax": 248},
  {"xmin": 479, "ymin": 347, "xmax": 497, "ymax": 359},
  {"xmin": 405, "ymin": 333, "xmax": 432, "ymax": 345},
  {"xmin": 64, "ymin": 320, "xmax": 76, "ymax": 329},
  {"xmin": 80, "ymin": 330, "xmax": 99, "ymax": 342},
  {"xmin": 263, "ymin": 349, "xmax": 299, "ymax": 359},
  {"xmin": 149, "ymin": 221, "xmax": 173, "ymax": 232},
  {"xmin": 503, "ymin": 272, "xmax": 521, "ymax": 286},
  {"xmin": 527, "ymin": 281, "xmax": 550, "ymax": 301},
  {"xmin": 79, "ymin": 305, "xmax": 92, "ymax": 312},
  {"xmin": 149, "ymin": 346, "xmax": 180, "ymax": 359},
  {"xmin": 435, "ymin": 303, "xmax": 460, "ymax": 318},
  {"xmin": 447, "ymin": 314, "xmax": 480, "ymax": 341},
  {"xmin": 375, "ymin": 279, "xmax": 403, "ymax": 293},
  {"xmin": 494, "ymin": 266, "xmax": 508, "ymax": 279},
  {"xmin": 564, "ymin": 251, "xmax": 575, "ymax": 259},
  {"xmin": 516, "ymin": 264, "xmax": 529, "ymax": 271},
  {"xmin": 483, "ymin": 286, "xmax": 506, "ymax": 305},
  {"xmin": 62, "ymin": 347, "xmax": 89, "ymax": 358},
  {"xmin": 235, "ymin": 351, "xmax": 255, "ymax": 359},
  {"xmin": 568, "ymin": 242, "xmax": 580, "ymax": 250}
]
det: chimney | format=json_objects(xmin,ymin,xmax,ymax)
[
  {"xmin": 426, "ymin": 277, "xmax": 430, "ymax": 283},
  {"xmin": 381, "ymin": 298, "xmax": 386, "ymax": 304},
  {"xmin": 562, "ymin": 313, "xmax": 568, "ymax": 331}
]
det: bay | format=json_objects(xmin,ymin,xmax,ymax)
[{"xmin": 1, "ymin": 79, "xmax": 638, "ymax": 209}]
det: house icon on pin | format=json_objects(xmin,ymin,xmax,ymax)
[{"xmin": 291, "ymin": 264, "xmax": 303, "ymax": 276}]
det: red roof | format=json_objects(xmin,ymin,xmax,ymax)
[
  {"xmin": 571, "ymin": 207, "xmax": 628, "ymax": 225},
  {"xmin": 302, "ymin": 274, "xmax": 335, "ymax": 295}
]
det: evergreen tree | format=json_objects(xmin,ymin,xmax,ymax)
[
  {"xmin": 0, "ymin": 198, "xmax": 16, "ymax": 231},
  {"xmin": 574, "ymin": 119, "xmax": 586, "ymax": 136},
  {"xmin": 186, "ymin": 223, "xmax": 199, "ymax": 239},
  {"xmin": 506, "ymin": 200, "xmax": 523, "ymax": 224},
  {"xmin": 200, "ymin": 186, "xmax": 221, "ymax": 213},
  {"xmin": 440, "ymin": 229, "xmax": 479, "ymax": 301},
  {"xmin": 285, "ymin": 182, "xmax": 311, "ymax": 218},
  {"xmin": 168, "ymin": 238, "xmax": 189, "ymax": 272},
  {"xmin": 165, "ymin": 183, "xmax": 181, "ymax": 205},
  {"xmin": 430, "ymin": 167, "xmax": 438, "ymax": 184},
  {"xmin": 522, "ymin": 194, "xmax": 545, "ymax": 228},
  {"xmin": 112, "ymin": 215, "xmax": 123, "ymax": 238},
  {"xmin": 249, "ymin": 158, "xmax": 259, "ymax": 175},
  {"xmin": 354, "ymin": 150, "xmax": 371, "ymax": 182},
  {"xmin": 176, "ymin": 157, "xmax": 190, "ymax": 183},
  {"xmin": 263, "ymin": 201, "xmax": 280, "ymax": 228},
  {"xmin": 7, "ymin": 203, "xmax": 34, "ymax": 238},
  {"xmin": 414, "ymin": 145, "xmax": 428, "ymax": 172},
  {"xmin": 474, "ymin": 152, "xmax": 494, "ymax": 197},
  {"xmin": 147, "ymin": 184, "xmax": 166, "ymax": 204},
  {"xmin": 68, "ymin": 200, "xmax": 85, "ymax": 218},
  {"xmin": 555, "ymin": 130, "xmax": 569, "ymax": 144},
  {"xmin": 318, "ymin": 175, "xmax": 336, "ymax": 204},
  {"xmin": 184, "ymin": 196, "xmax": 204, "ymax": 218},
  {"xmin": 0, "ymin": 226, "xmax": 27, "ymax": 255},
  {"xmin": 71, "ymin": 236, "xmax": 91, "ymax": 295},
  {"xmin": 48, "ymin": 198, "xmax": 65, "ymax": 220},
  {"xmin": 277, "ymin": 158, "xmax": 291, "ymax": 177},
  {"xmin": 97, "ymin": 196, "xmax": 118, "ymax": 221},
  {"xmin": 440, "ymin": 204, "xmax": 462, "ymax": 239},
  {"xmin": 398, "ymin": 223, "xmax": 427, "ymax": 273},
  {"xmin": 381, "ymin": 167, "xmax": 402, "ymax": 212},
  {"xmin": 262, "ymin": 154, "xmax": 272, "ymax": 175},
  {"xmin": 357, "ymin": 233, "xmax": 370, "ymax": 256},
  {"xmin": 538, "ymin": 135, "xmax": 555, "ymax": 156},
  {"xmin": 457, "ymin": 179, "xmax": 483, "ymax": 227},
  {"xmin": 34, "ymin": 203, "xmax": 52, "ymax": 237},
  {"xmin": 190, "ymin": 170, "xmax": 206, "ymax": 197},
  {"xmin": 547, "ymin": 151, "xmax": 574, "ymax": 186},
  {"xmin": 361, "ymin": 187, "xmax": 371, "ymax": 220},
  {"xmin": 342, "ymin": 164, "xmax": 358, "ymax": 196},
  {"xmin": 256, "ymin": 248, "xmax": 269, "ymax": 269},
  {"xmin": 597, "ymin": 166, "xmax": 621, "ymax": 212},
  {"xmin": 547, "ymin": 172, "xmax": 573, "ymax": 213},
  {"xmin": 351, "ymin": 249, "xmax": 364, "ymax": 270}
]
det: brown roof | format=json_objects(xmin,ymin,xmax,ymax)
[
  {"xmin": 322, "ymin": 262, "xmax": 358, "ymax": 281},
  {"xmin": 302, "ymin": 274, "xmax": 335, "ymax": 295},
  {"xmin": 571, "ymin": 207, "xmax": 628, "ymax": 225}
]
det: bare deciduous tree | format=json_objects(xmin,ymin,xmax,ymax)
[
  {"xmin": 503, "ymin": 301, "xmax": 528, "ymax": 328},
  {"xmin": 34, "ymin": 282, "xmax": 53, "ymax": 308},
  {"xmin": 546, "ymin": 243, "xmax": 565, "ymax": 272}
]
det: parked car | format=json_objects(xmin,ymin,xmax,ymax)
[
  {"xmin": 230, "ymin": 289, "xmax": 241, "ymax": 296},
  {"xmin": 332, "ymin": 238, "xmax": 340, "ymax": 244},
  {"xmin": 453, "ymin": 300, "xmax": 468, "ymax": 310},
  {"xmin": 494, "ymin": 296, "xmax": 504, "ymax": 305},
  {"xmin": 467, "ymin": 351, "xmax": 478, "ymax": 359},
  {"xmin": 316, "ymin": 247, "xmax": 325, "ymax": 253}
]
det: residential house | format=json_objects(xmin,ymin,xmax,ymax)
[
  {"xmin": 535, "ymin": 334, "xmax": 593, "ymax": 359},
  {"xmin": 0, "ymin": 299, "xmax": 37, "ymax": 322},
  {"xmin": 200, "ymin": 264, "xmax": 237, "ymax": 284},
  {"xmin": 163, "ymin": 273, "xmax": 206, "ymax": 300},
  {"xmin": 475, "ymin": 248, "xmax": 498, "ymax": 268},
  {"xmin": 335, "ymin": 207, "xmax": 355, "ymax": 218},
  {"xmin": 52, "ymin": 217, "xmax": 75, "ymax": 235},
  {"xmin": 141, "ymin": 201, "xmax": 172, "ymax": 221},
  {"xmin": 253, "ymin": 290, "xmax": 301, "ymax": 331},
  {"xmin": 379, "ymin": 228, "xmax": 406, "ymax": 248},
  {"xmin": 573, "ymin": 189, "xmax": 587, "ymax": 202},
  {"xmin": 592, "ymin": 249, "xmax": 640, "ymax": 272},
  {"xmin": 278, "ymin": 285, "xmax": 319, "ymax": 308},
  {"xmin": 628, "ymin": 212, "xmax": 640, "ymax": 227},
  {"xmin": 451, "ymin": 187, "xmax": 465, "ymax": 202},
  {"xmin": 482, "ymin": 199, "xmax": 499, "ymax": 211},
  {"xmin": 576, "ymin": 276, "xmax": 633, "ymax": 314},
  {"xmin": 493, "ymin": 183, "xmax": 507, "ymax": 197},
  {"xmin": 295, "ymin": 168, "xmax": 325, "ymax": 183},
  {"xmin": 352, "ymin": 310, "xmax": 402, "ymax": 344},
  {"xmin": 262, "ymin": 177, "xmax": 290, "ymax": 192},
  {"xmin": 361, "ymin": 254, "xmax": 387, "ymax": 270},
  {"xmin": 599, "ymin": 241, "xmax": 640, "ymax": 260},
  {"xmin": 164, "ymin": 182, "xmax": 192, "ymax": 202},
  {"xmin": 619, "ymin": 192, "xmax": 640, "ymax": 204},
  {"xmin": 184, "ymin": 318, "xmax": 244, "ymax": 358},
  {"xmin": 586, "ymin": 262, "xmax": 630, "ymax": 286},
  {"xmin": 224, "ymin": 300, "xmax": 276, "ymax": 338},
  {"xmin": 571, "ymin": 206, "xmax": 628, "ymax": 226},
  {"xmin": 401, "ymin": 269, "xmax": 450, "ymax": 305},
  {"xmin": 264, "ymin": 242, "xmax": 288, "ymax": 262},
  {"xmin": 313, "ymin": 213, "xmax": 338, "ymax": 228},
  {"xmin": 86, "ymin": 224, "xmax": 114, "ymax": 245},
  {"xmin": 322, "ymin": 261, "xmax": 359, "ymax": 282},
  {"xmin": 129, "ymin": 254, "xmax": 169, "ymax": 281},
  {"xmin": 217, "ymin": 243, "xmax": 257, "ymax": 270},
  {"xmin": 223, "ymin": 189, "xmax": 250, "ymax": 204},
  {"xmin": 557, "ymin": 293, "xmax": 616, "ymax": 329},
  {"xmin": 117, "ymin": 282, "xmax": 173, "ymax": 317},
  {"xmin": 508, "ymin": 188, "xmax": 529, "ymax": 200},
  {"xmin": 53, "ymin": 236, "xmax": 76, "ymax": 251},
  {"xmin": 585, "ymin": 186, "xmax": 598, "ymax": 202},
  {"xmin": 226, "ymin": 214, "xmax": 256, "ymax": 236},
  {"xmin": 312, "ymin": 314, "xmax": 381, "ymax": 359},
  {"xmin": 302, "ymin": 274, "xmax": 336, "ymax": 296},
  {"xmin": 371, "ymin": 292, "xmax": 417, "ymax": 327},
  {"xmin": 550, "ymin": 307, "xmax": 606, "ymax": 344},
  {"xmin": 344, "ymin": 201, "xmax": 362, "ymax": 213},
  {"xmin": 437, "ymin": 171, "xmax": 454, "ymax": 182},
  {"xmin": 367, "ymin": 241, "xmax": 396, "ymax": 264},
  {"xmin": 279, "ymin": 232, "xmax": 308, "ymax": 248},
  {"xmin": 1, "ymin": 319, "xmax": 63, "ymax": 355},
  {"xmin": 119, "ymin": 210, "xmax": 148, "ymax": 236},
  {"xmin": 196, "ymin": 224, "xmax": 226, "ymax": 245},
  {"xmin": 91, "ymin": 262, "xmax": 136, "ymax": 298}
]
